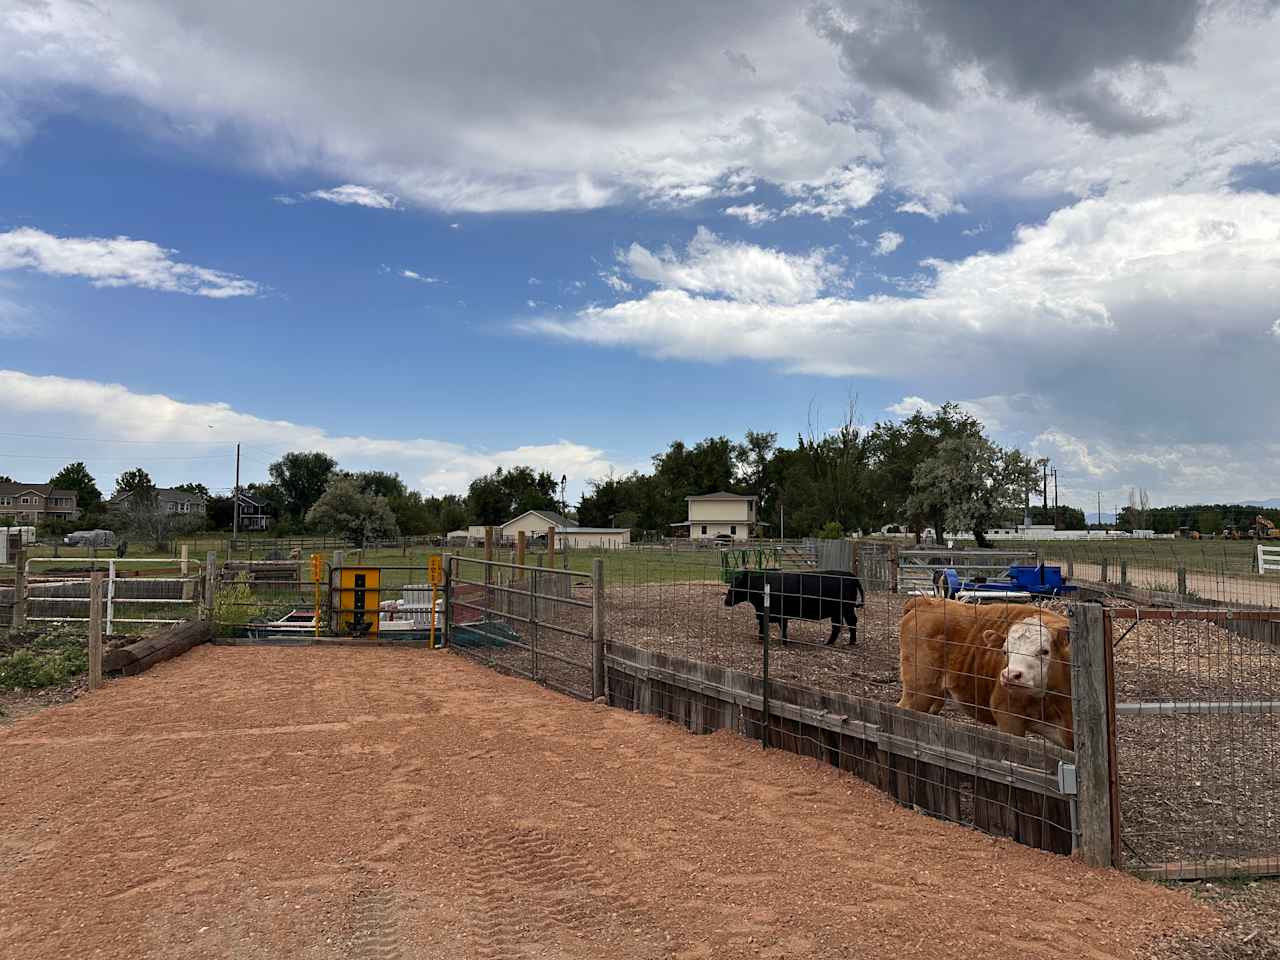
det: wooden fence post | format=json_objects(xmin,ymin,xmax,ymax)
[
  {"xmin": 888, "ymin": 543, "xmax": 899, "ymax": 594},
  {"xmin": 203, "ymin": 551, "xmax": 216, "ymax": 624},
  {"xmin": 89, "ymin": 572, "xmax": 104, "ymax": 691},
  {"xmin": 1100, "ymin": 558, "xmax": 1109, "ymax": 584},
  {"xmin": 1119, "ymin": 560, "xmax": 1128, "ymax": 586},
  {"xmin": 516, "ymin": 530, "xmax": 526, "ymax": 569},
  {"xmin": 12, "ymin": 548, "xmax": 25, "ymax": 630},
  {"xmin": 1177, "ymin": 566, "xmax": 1187, "ymax": 595},
  {"xmin": 546, "ymin": 527, "xmax": 556, "ymax": 570},
  {"xmin": 591, "ymin": 557, "xmax": 605, "ymax": 701},
  {"xmin": 1070, "ymin": 604, "xmax": 1117, "ymax": 868}
]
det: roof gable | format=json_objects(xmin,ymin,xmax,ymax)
[
  {"xmin": 684, "ymin": 491, "xmax": 755, "ymax": 502},
  {"xmin": 501, "ymin": 508, "xmax": 573, "ymax": 529}
]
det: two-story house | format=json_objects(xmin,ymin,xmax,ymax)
[
  {"xmin": 673, "ymin": 492, "xmax": 758, "ymax": 541},
  {"xmin": 110, "ymin": 487, "xmax": 208, "ymax": 518},
  {"xmin": 235, "ymin": 491, "xmax": 270, "ymax": 531},
  {"xmin": 0, "ymin": 482, "xmax": 80, "ymax": 525}
]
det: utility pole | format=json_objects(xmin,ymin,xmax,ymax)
[
  {"xmin": 233, "ymin": 443, "xmax": 241, "ymax": 537},
  {"xmin": 1042, "ymin": 460, "xmax": 1049, "ymax": 512},
  {"xmin": 1097, "ymin": 491, "xmax": 1102, "ymax": 529},
  {"xmin": 1052, "ymin": 468, "xmax": 1059, "ymax": 529},
  {"xmin": 779, "ymin": 494, "xmax": 784, "ymax": 541}
]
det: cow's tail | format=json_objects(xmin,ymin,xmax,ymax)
[{"xmin": 854, "ymin": 576, "xmax": 865, "ymax": 608}]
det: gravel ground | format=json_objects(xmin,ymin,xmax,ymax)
[
  {"xmin": 0, "ymin": 645, "xmax": 1213, "ymax": 960},
  {"xmin": 1145, "ymin": 880, "xmax": 1280, "ymax": 959}
]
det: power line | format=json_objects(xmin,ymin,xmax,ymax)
[
  {"xmin": 0, "ymin": 451, "xmax": 235, "ymax": 462},
  {"xmin": 0, "ymin": 431, "xmax": 241, "ymax": 446}
]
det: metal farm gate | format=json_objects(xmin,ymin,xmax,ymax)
[
  {"xmin": 1068, "ymin": 606, "xmax": 1280, "ymax": 879},
  {"xmin": 444, "ymin": 555, "xmax": 606, "ymax": 701}
]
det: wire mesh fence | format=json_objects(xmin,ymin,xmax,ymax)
[
  {"xmin": 1107, "ymin": 609, "xmax": 1280, "ymax": 879},
  {"xmin": 1036, "ymin": 539, "xmax": 1280, "ymax": 608}
]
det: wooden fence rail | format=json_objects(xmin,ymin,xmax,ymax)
[{"xmin": 605, "ymin": 641, "xmax": 1077, "ymax": 856}]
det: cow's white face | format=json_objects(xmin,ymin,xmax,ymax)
[{"xmin": 1000, "ymin": 620, "xmax": 1054, "ymax": 693}]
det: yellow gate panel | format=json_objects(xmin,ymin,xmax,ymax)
[{"xmin": 334, "ymin": 567, "xmax": 380, "ymax": 637}]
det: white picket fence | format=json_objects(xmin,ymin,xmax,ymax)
[{"xmin": 1260, "ymin": 544, "xmax": 1280, "ymax": 574}]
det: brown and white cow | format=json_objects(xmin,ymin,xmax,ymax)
[{"xmin": 896, "ymin": 597, "xmax": 1073, "ymax": 749}]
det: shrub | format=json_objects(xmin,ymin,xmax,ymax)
[{"xmin": 0, "ymin": 624, "xmax": 88, "ymax": 690}]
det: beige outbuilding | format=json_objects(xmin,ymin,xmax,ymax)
[{"xmin": 499, "ymin": 509, "xmax": 631, "ymax": 548}]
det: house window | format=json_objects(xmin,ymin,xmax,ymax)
[
  {"xmin": 701, "ymin": 525, "xmax": 707, "ymax": 535},
  {"xmin": 20, "ymin": 497, "xmax": 31, "ymax": 505},
  {"xmin": 730, "ymin": 525, "xmax": 736, "ymax": 536}
]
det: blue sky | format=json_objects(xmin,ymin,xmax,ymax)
[{"xmin": 2, "ymin": 1, "xmax": 1279, "ymax": 509}]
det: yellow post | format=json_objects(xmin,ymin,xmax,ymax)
[
  {"xmin": 311, "ymin": 553, "xmax": 324, "ymax": 637},
  {"xmin": 427, "ymin": 554, "xmax": 444, "ymax": 650}
]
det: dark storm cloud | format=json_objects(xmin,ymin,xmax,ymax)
[{"xmin": 810, "ymin": 0, "xmax": 1207, "ymax": 133}]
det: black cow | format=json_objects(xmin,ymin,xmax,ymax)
[{"xmin": 723, "ymin": 569, "xmax": 865, "ymax": 645}]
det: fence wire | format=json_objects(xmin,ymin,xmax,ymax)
[
  {"xmin": 447, "ymin": 554, "xmax": 596, "ymax": 700},
  {"xmin": 1109, "ymin": 610, "xmax": 1280, "ymax": 878}
]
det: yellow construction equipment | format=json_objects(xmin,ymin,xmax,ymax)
[{"xmin": 1252, "ymin": 515, "xmax": 1280, "ymax": 540}]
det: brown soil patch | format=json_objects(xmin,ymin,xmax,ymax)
[{"xmin": 1, "ymin": 645, "xmax": 1212, "ymax": 959}]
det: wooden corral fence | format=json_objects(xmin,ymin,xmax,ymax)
[{"xmin": 605, "ymin": 640, "xmax": 1078, "ymax": 857}]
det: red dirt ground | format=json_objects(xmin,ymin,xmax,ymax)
[{"xmin": 1, "ymin": 645, "xmax": 1213, "ymax": 959}]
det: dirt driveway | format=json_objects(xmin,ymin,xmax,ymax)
[{"xmin": 1, "ymin": 645, "xmax": 1210, "ymax": 959}]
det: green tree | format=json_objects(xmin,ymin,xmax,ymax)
[
  {"xmin": 113, "ymin": 467, "xmax": 155, "ymax": 499},
  {"xmin": 49, "ymin": 462, "xmax": 103, "ymax": 516},
  {"xmin": 907, "ymin": 436, "xmax": 1038, "ymax": 547},
  {"xmin": 174, "ymin": 482, "xmax": 210, "ymax": 498},
  {"xmin": 864, "ymin": 403, "xmax": 987, "ymax": 537},
  {"xmin": 0, "ymin": 475, "xmax": 13, "ymax": 483},
  {"xmin": 817, "ymin": 521, "xmax": 844, "ymax": 539},
  {"xmin": 1197, "ymin": 509, "xmax": 1224, "ymax": 535},
  {"xmin": 268, "ymin": 451, "xmax": 337, "ymax": 521},
  {"xmin": 466, "ymin": 466, "xmax": 559, "ymax": 525},
  {"xmin": 305, "ymin": 476, "xmax": 400, "ymax": 546}
]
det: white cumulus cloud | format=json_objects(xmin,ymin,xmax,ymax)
[
  {"xmin": 0, "ymin": 369, "xmax": 626, "ymax": 497},
  {"xmin": 723, "ymin": 203, "xmax": 778, "ymax": 226},
  {"xmin": 619, "ymin": 226, "xmax": 841, "ymax": 306},
  {"xmin": 0, "ymin": 228, "xmax": 259, "ymax": 298},
  {"xmin": 873, "ymin": 230, "xmax": 903, "ymax": 256},
  {"xmin": 536, "ymin": 192, "xmax": 1280, "ymax": 471}
]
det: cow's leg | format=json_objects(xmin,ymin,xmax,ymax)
[
  {"xmin": 780, "ymin": 617, "xmax": 789, "ymax": 642},
  {"xmin": 845, "ymin": 607, "xmax": 858, "ymax": 646}
]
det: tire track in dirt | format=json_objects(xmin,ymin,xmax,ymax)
[
  {"xmin": 458, "ymin": 824, "xmax": 666, "ymax": 959},
  {"xmin": 349, "ymin": 886, "xmax": 401, "ymax": 960}
]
